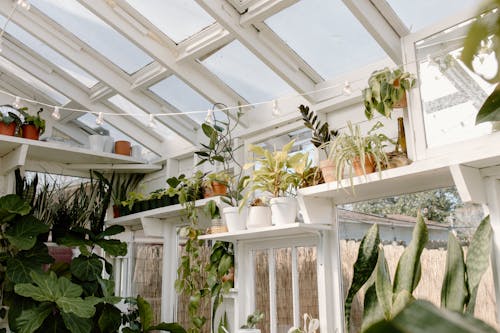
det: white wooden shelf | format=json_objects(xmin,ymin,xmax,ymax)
[
  {"xmin": 0, "ymin": 135, "xmax": 161, "ymax": 175},
  {"xmin": 198, "ymin": 223, "xmax": 332, "ymax": 242}
]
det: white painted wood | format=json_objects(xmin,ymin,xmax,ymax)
[
  {"xmin": 240, "ymin": 0, "xmax": 298, "ymax": 27},
  {"xmin": 140, "ymin": 217, "xmax": 164, "ymax": 237},
  {"xmin": 0, "ymin": 143, "xmax": 28, "ymax": 175},
  {"xmin": 450, "ymin": 164, "xmax": 486, "ymax": 204},
  {"xmin": 176, "ymin": 23, "xmax": 233, "ymax": 62},
  {"xmin": 297, "ymin": 196, "xmax": 334, "ymax": 224},
  {"xmin": 162, "ymin": 223, "xmax": 178, "ymax": 322}
]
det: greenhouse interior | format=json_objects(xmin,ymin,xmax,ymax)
[{"xmin": 0, "ymin": 0, "xmax": 499, "ymax": 332}]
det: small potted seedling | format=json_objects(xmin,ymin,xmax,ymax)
[
  {"xmin": 20, "ymin": 107, "xmax": 45, "ymax": 140},
  {"xmin": 239, "ymin": 310, "xmax": 264, "ymax": 333}
]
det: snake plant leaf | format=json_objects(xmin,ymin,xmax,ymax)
[
  {"xmin": 391, "ymin": 290, "xmax": 414, "ymax": 318},
  {"xmin": 361, "ymin": 282, "xmax": 384, "ymax": 332},
  {"xmin": 375, "ymin": 248, "xmax": 393, "ymax": 319},
  {"xmin": 364, "ymin": 300, "xmax": 497, "ymax": 333},
  {"xmin": 5, "ymin": 215, "xmax": 49, "ymax": 250},
  {"xmin": 465, "ymin": 216, "xmax": 492, "ymax": 314},
  {"xmin": 345, "ymin": 224, "xmax": 380, "ymax": 329},
  {"xmin": 475, "ymin": 86, "xmax": 500, "ymax": 124},
  {"xmin": 70, "ymin": 256, "xmax": 103, "ymax": 282},
  {"xmin": 61, "ymin": 312, "xmax": 92, "ymax": 333},
  {"xmin": 441, "ymin": 232, "xmax": 467, "ymax": 312},
  {"xmin": 15, "ymin": 302, "xmax": 52, "ymax": 333},
  {"xmin": 393, "ymin": 213, "xmax": 428, "ymax": 296},
  {"xmin": 0, "ymin": 194, "xmax": 31, "ymax": 223}
]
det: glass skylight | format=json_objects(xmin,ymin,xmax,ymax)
[
  {"xmin": 386, "ymin": 0, "xmax": 477, "ymax": 32},
  {"xmin": 0, "ymin": 15, "xmax": 98, "ymax": 88},
  {"xmin": 149, "ymin": 75, "xmax": 213, "ymax": 124},
  {"xmin": 0, "ymin": 57, "xmax": 69, "ymax": 105},
  {"xmin": 125, "ymin": 0, "xmax": 215, "ymax": 43},
  {"xmin": 31, "ymin": 0, "xmax": 153, "ymax": 74},
  {"xmin": 201, "ymin": 41, "xmax": 294, "ymax": 103},
  {"xmin": 107, "ymin": 94, "xmax": 175, "ymax": 139},
  {"xmin": 265, "ymin": 0, "xmax": 388, "ymax": 80}
]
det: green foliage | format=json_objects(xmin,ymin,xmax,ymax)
[
  {"xmin": 0, "ymin": 105, "xmax": 22, "ymax": 126},
  {"xmin": 241, "ymin": 310, "xmax": 264, "ymax": 329},
  {"xmin": 362, "ymin": 67, "xmax": 416, "ymax": 120},
  {"xmin": 0, "ymin": 194, "xmax": 31, "ymax": 222},
  {"xmin": 108, "ymin": 173, "xmax": 144, "ymax": 205},
  {"xmin": 204, "ymin": 200, "xmax": 221, "ymax": 220},
  {"xmin": 19, "ymin": 107, "xmax": 46, "ymax": 135},
  {"xmin": 441, "ymin": 232, "xmax": 467, "ymax": 312},
  {"xmin": 299, "ymin": 104, "xmax": 338, "ymax": 158}
]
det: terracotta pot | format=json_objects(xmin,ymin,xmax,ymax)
[
  {"xmin": 114, "ymin": 140, "xmax": 131, "ymax": 156},
  {"xmin": 0, "ymin": 122, "xmax": 16, "ymax": 136},
  {"xmin": 112, "ymin": 205, "xmax": 120, "ymax": 218},
  {"xmin": 21, "ymin": 124, "xmax": 40, "ymax": 140},
  {"xmin": 353, "ymin": 155, "xmax": 375, "ymax": 176},
  {"xmin": 393, "ymin": 91, "xmax": 408, "ymax": 108},
  {"xmin": 203, "ymin": 181, "xmax": 228, "ymax": 198},
  {"xmin": 319, "ymin": 159, "xmax": 337, "ymax": 183}
]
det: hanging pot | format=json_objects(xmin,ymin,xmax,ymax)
[
  {"xmin": 21, "ymin": 124, "xmax": 40, "ymax": 140},
  {"xmin": 319, "ymin": 159, "xmax": 337, "ymax": 183},
  {"xmin": 115, "ymin": 140, "xmax": 131, "ymax": 156},
  {"xmin": 0, "ymin": 122, "xmax": 16, "ymax": 136},
  {"xmin": 352, "ymin": 154, "xmax": 375, "ymax": 176},
  {"xmin": 270, "ymin": 197, "xmax": 297, "ymax": 225},
  {"xmin": 223, "ymin": 206, "xmax": 246, "ymax": 232},
  {"xmin": 246, "ymin": 206, "xmax": 271, "ymax": 229}
]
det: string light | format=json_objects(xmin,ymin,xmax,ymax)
[
  {"xmin": 147, "ymin": 114, "xmax": 156, "ymax": 128},
  {"xmin": 205, "ymin": 109, "xmax": 214, "ymax": 124},
  {"xmin": 96, "ymin": 112, "xmax": 104, "ymax": 125},
  {"xmin": 272, "ymin": 100, "xmax": 281, "ymax": 116},
  {"xmin": 16, "ymin": 0, "xmax": 31, "ymax": 10},
  {"xmin": 51, "ymin": 106, "xmax": 60, "ymax": 120},
  {"xmin": 342, "ymin": 81, "xmax": 352, "ymax": 96},
  {"xmin": 12, "ymin": 96, "xmax": 20, "ymax": 108}
]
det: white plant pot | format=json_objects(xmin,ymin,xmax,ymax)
[
  {"xmin": 223, "ymin": 206, "xmax": 246, "ymax": 232},
  {"xmin": 238, "ymin": 329, "xmax": 260, "ymax": 333},
  {"xmin": 270, "ymin": 197, "xmax": 297, "ymax": 225},
  {"xmin": 246, "ymin": 206, "xmax": 272, "ymax": 229}
]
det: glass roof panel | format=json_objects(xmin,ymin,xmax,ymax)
[
  {"xmin": 386, "ymin": 0, "xmax": 477, "ymax": 32},
  {"xmin": 149, "ymin": 75, "xmax": 212, "ymax": 124},
  {"xmin": 0, "ymin": 15, "xmax": 98, "ymax": 88},
  {"xmin": 107, "ymin": 94, "xmax": 175, "ymax": 139},
  {"xmin": 265, "ymin": 0, "xmax": 388, "ymax": 80},
  {"xmin": 31, "ymin": 0, "xmax": 153, "ymax": 74},
  {"xmin": 125, "ymin": 0, "xmax": 215, "ymax": 43},
  {"xmin": 0, "ymin": 57, "xmax": 69, "ymax": 104},
  {"xmin": 201, "ymin": 41, "xmax": 294, "ymax": 103}
]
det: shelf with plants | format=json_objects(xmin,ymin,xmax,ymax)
[{"xmin": 0, "ymin": 134, "xmax": 161, "ymax": 175}]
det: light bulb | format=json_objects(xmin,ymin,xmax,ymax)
[
  {"xmin": 272, "ymin": 100, "xmax": 281, "ymax": 116},
  {"xmin": 147, "ymin": 114, "xmax": 156, "ymax": 128},
  {"xmin": 205, "ymin": 109, "xmax": 214, "ymax": 124},
  {"xmin": 342, "ymin": 81, "xmax": 352, "ymax": 96},
  {"xmin": 51, "ymin": 106, "xmax": 61, "ymax": 120},
  {"xmin": 17, "ymin": 0, "xmax": 30, "ymax": 10},
  {"xmin": 96, "ymin": 112, "xmax": 104, "ymax": 125},
  {"xmin": 12, "ymin": 96, "xmax": 21, "ymax": 108}
]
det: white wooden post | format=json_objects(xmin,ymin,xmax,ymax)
[{"xmin": 162, "ymin": 222, "xmax": 178, "ymax": 322}]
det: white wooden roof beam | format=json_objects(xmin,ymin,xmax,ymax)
[
  {"xmin": 89, "ymin": 83, "xmax": 115, "ymax": 103},
  {"xmin": 196, "ymin": 0, "xmax": 316, "ymax": 96},
  {"xmin": 240, "ymin": 0, "xmax": 299, "ymax": 27},
  {"xmin": 342, "ymin": 0, "xmax": 403, "ymax": 63},
  {"xmin": 130, "ymin": 61, "xmax": 171, "ymax": 90},
  {"xmin": 80, "ymin": 0, "xmax": 245, "ymax": 114},
  {"xmin": 0, "ymin": 2, "xmax": 198, "ymax": 143},
  {"xmin": 0, "ymin": 39, "xmax": 164, "ymax": 154},
  {"xmin": 370, "ymin": 0, "xmax": 410, "ymax": 37},
  {"xmin": 176, "ymin": 23, "xmax": 233, "ymax": 62}
]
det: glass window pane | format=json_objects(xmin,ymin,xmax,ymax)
[
  {"xmin": 387, "ymin": 0, "xmax": 477, "ymax": 32},
  {"xmin": 125, "ymin": 0, "xmax": 214, "ymax": 43},
  {"xmin": 202, "ymin": 41, "xmax": 294, "ymax": 103},
  {"xmin": 0, "ymin": 15, "xmax": 98, "ymax": 88},
  {"xmin": 31, "ymin": 0, "xmax": 153, "ymax": 74},
  {"xmin": 0, "ymin": 57, "xmax": 69, "ymax": 104},
  {"xmin": 265, "ymin": 0, "xmax": 388, "ymax": 80},
  {"xmin": 149, "ymin": 75, "xmax": 212, "ymax": 124},
  {"xmin": 415, "ymin": 20, "xmax": 496, "ymax": 148}
]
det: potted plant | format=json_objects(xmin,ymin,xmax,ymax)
[
  {"xmin": 299, "ymin": 104, "xmax": 339, "ymax": 182},
  {"xmin": 203, "ymin": 171, "xmax": 230, "ymax": 198},
  {"xmin": 246, "ymin": 198, "xmax": 272, "ymax": 229},
  {"xmin": 244, "ymin": 140, "xmax": 306, "ymax": 226},
  {"xmin": 109, "ymin": 173, "xmax": 144, "ymax": 218},
  {"xmin": 19, "ymin": 107, "xmax": 45, "ymax": 140},
  {"xmin": 328, "ymin": 121, "xmax": 392, "ymax": 185},
  {"xmin": 239, "ymin": 310, "xmax": 264, "ymax": 333},
  {"xmin": 0, "ymin": 105, "xmax": 22, "ymax": 136},
  {"xmin": 362, "ymin": 67, "xmax": 416, "ymax": 120},
  {"xmin": 288, "ymin": 314, "xmax": 319, "ymax": 333},
  {"xmin": 204, "ymin": 199, "xmax": 227, "ymax": 233}
]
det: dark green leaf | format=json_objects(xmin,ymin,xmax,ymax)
[
  {"xmin": 201, "ymin": 123, "xmax": 215, "ymax": 139},
  {"xmin": 137, "ymin": 295, "xmax": 154, "ymax": 330},
  {"xmin": 61, "ymin": 312, "xmax": 92, "ymax": 333},
  {"xmin": 7, "ymin": 256, "xmax": 43, "ymax": 283},
  {"xmin": 475, "ymin": 87, "xmax": 500, "ymax": 124},
  {"xmin": 0, "ymin": 194, "xmax": 31, "ymax": 223},
  {"xmin": 441, "ymin": 232, "xmax": 467, "ymax": 312},
  {"xmin": 97, "ymin": 304, "xmax": 122, "ymax": 333},
  {"xmin": 15, "ymin": 302, "xmax": 52, "ymax": 333},
  {"xmin": 98, "ymin": 225, "xmax": 125, "ymax": 239},
  {"xmin": 5, "ymin": 215, "xmax": 49, "ymax": 250},
  {"xmin": 96, "ymin": 239, "xmax": 127, "ymax": 257},
  {"xmin": 70, "ymin": 256, "xmax": 103, "ymax": 282},
  {"xmin": 148, "ymin": 323, "xmax": 187, "ymax": 332}
]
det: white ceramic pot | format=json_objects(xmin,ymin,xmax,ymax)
[
  {"xmin": 270, "ymin": 197, "xmax": 297, "ymax": 225},
  {"xmin": 238, "ymin": 329, "xmax": 260, "ymax": 333},
  {"xmin": 246, "ymin": 206, "xmax": 272, "ymax": 229},
  {"xmin": 223, "ymin": 206, "xmax": 246, "ymax": 232}
]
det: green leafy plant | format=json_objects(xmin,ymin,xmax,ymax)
[
  {"xmin": 299, "ymin": 104, "xmax": 338, "ymax": 158},
  {"xmin": 362, "ymin": 67, "xmax": 416, "ymax": 120},
  {"xmin": 203, "ymin": 200, "xmax": 221, "ymax": 220},
  {"xmin": 287, "ymin": 313, "xmax": 319, "ymax": 333},
  {"xmin": 109, "ymin": 173, "xmax": 145, "ymax": 207},
  {"xmin": 19, "ymin": 107, "xmax": 46, "ymax": 135},
  {"xmin": 241, "ymin": 310, "xmax": 264, "ymax": 329},
  {"xmin": 461, "ymin": 0, "xmax": 500, "ymax": 124}
]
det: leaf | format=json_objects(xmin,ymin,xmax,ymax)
[
  {"xmin": 461, "ymin": 18, "xmax": 490, "ymax": 72},
  {"xmin": 475, "ymin": 87, "xmax": 500, "ymax": 124},
  {"xmin": 393, "ymin": 213, "xmax": 428, "ymax": 295},
  {"xmin": 201, "ymin": 123, "xmax": 215, "ymax": 139},
  {"xmin": 0, "ymin": 194, "xmax": 31, "ymax": 223},
  {"xmin": 375, "ymin": 248, "xmax": 392, "ymax": 319},
  {"xmin": 148, "ymin": 323, "xmax": 187, "ymax": 332},
  {"xmin": 97, "ymin": 304, "xmax": 123, "ymax": 332},
  {"xmin": 465, "ymin": 216, "xmax": 492, "ymax": 314},
  {"xmin": 217, "ymin": 255, "xmax": 232, "ymax": 275},
  {"xmin": 391, "ymin": 290, "xmax": 413, "ymax": 317},
  {"xmin": 137, "ymin": 295, "xmax": 154, "ymax": 330},
  {"xmin": 70, "ymin": 256, "xmax": 103, "ymax": 282},
  {"xmin": 345, "ymin": 224, "xmax": 380, "ymax": 329},
  {"xmin": 441, "ymin": 232, "xmax": 467, "ymax": 312},
  {"xmin": 97, "ymin": 225, "xmax": 125, "ymax": 238},
  {"xmin": 362, "ymin": 282, "xmax": 384, "ymax": 332},
  {"xmin": 96, "ymin": 239, "xmax": 127, "ymax": 257},
  {"xmin": 7, "ymin": 256, "xmax": 43, "ymax": 283},
  {"xmin": 15, "ymin": 303, "xmax": 52, "ymax": 333},
  {"xmin": 5, "ymin": 215, "xmax": 49, "ymax": 250},
  {"xmin": 56, "ymin": 297, "xmax": 100, "ymax": 318},
  {"xmin": 61, "ymin": 312, "xmax": 92, "ymax": 333}
]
